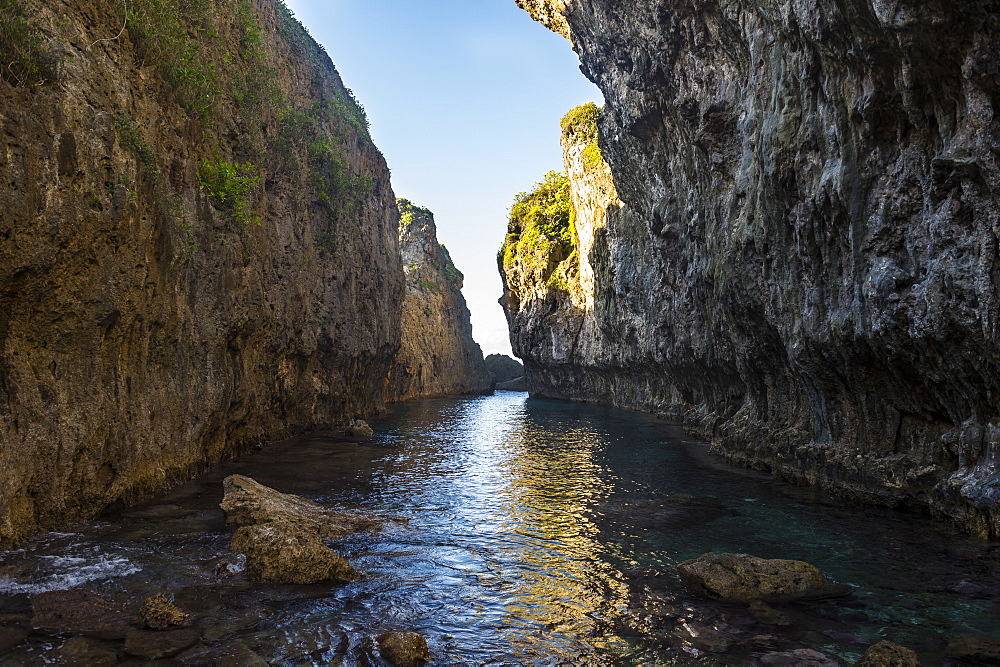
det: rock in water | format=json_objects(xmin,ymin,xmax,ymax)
[
  {"xmin": 676, "ymin": 553, "xmax": 850, "ymax": 603},
  {"xmin": 138, "ymin": 594, "xmax": 188, "ymax": 630},
  {"xmin": 348, "ymin": 419, "xmax": 375, "ymax": 438},
  {"xmin": 376, "ymin": 631, "xmax": 430, "ymax": 667},
  {"xmin": 229, "ymin": 523, "xmax": 361, "ymax": 585},
  {"xmin": 857, "ymin": 640, "xmax": 922, "ymax": 666},
  {"xmin": 760, "ymin": 648, "xmax": 839, "ymax": 666},
  {"xmin": 220, "ymin": 474, "xmax": 377, "ymax": 538}
]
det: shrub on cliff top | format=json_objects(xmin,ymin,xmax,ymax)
[
  {"xmin": 561, "ymin": 102, "xmax": 604, "ymax": 170},
  {"xmin": 0, "ymin": 0, "xmax": 53, "ymax": 86}
]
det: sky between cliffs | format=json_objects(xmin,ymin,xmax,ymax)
[{"xmin": 283, "ymin": 0, "xmax": 601, "ymax": 357}]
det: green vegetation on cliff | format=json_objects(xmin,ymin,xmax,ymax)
[
  {"xmin": 0, "ymin": 0, "xmax": 53, "ymax": 86},
  {"xmin": 561, "ymin": 102, "xmax": 603, "ymax": 170}
]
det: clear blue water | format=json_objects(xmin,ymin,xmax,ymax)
[{"xmin": 1, "ymin": 393, "xmax": 998, "ymax": 664}]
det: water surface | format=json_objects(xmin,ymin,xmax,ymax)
[{"xmin": 1, "ymin": 393, "xmax": 998, "ymax": 664}]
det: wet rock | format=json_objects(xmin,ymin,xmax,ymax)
[
  {"xmin": 677, "ymin": 553, "xmax": 850, "ymax": 603},
  {"xmin": 30, "ymin": 589, "xmax": 129, "ymax": 639},
  {"xmin": 945, "ymin": 636, "xmax": 1000, "ymax": 664},
  {"xmin": 760, "ymin": 648, "xmax": 839, "ymax": 666},
  {"xmin": 675, "ymin": 622, "xmax": 732, "ymax": 653},
  {"xmin": 0, "ymin": 626, "xmax": 28, "ymax": 654},
  {"xmin": 230, "ymin": 523, "xmax": 361, "ymax": 585},
  {"xmin": 599, "ymin": 494, "xmax": 737, "ymax": 530},
  {"xmin": 375, "ymin": 631, "xmax": 430, "ymax": 667},
  {"xmin": 124, "ymin": 627, "xmax": 201, "ymax": 660},
  {"xmin": 748, "ymin": 600, "xmax": 793, "ymax": 626},
  {"xmin": 856, "ymin": 640, "xmax": 921, "ymax": 666},
  {"xmin": 220, "ymin": 474, "xmax": 378, "ymax": 539},
  {"xmin": 57, "ymin": 636, "xmax": 118, "ymax": 666},
  {"xmin": 138, "ymin": 593, "xmax": 189, "ymax": 630},
  {"xmin": 348, "ymin": 419, "xmax": 375, "ymax": 438}
]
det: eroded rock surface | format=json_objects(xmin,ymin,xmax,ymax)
[
  {"xmin": 509, "ymin": 0, "xmax": 1000, "ymax": 535},
  {"xmin": 229, "ymin": 522, "xmax": 361, "ymax": 584},
  {"xmin": 857, "ymin": 640, "xmax": 922, "ymax": 666},
  {"xmin": 387, "ymin": 200, "xmax": 493, "ymax": 399}
]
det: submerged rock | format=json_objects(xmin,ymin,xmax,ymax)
[
  {"xmin": 760, "ymin": 648, "xmax": 839, "ymax": 666},
  {"xmin": 124, "ymin": 627, "xmax": 201, "ymax": 660},
  {"xmin": 748, "ymin": 600, "xmax": 793, "ymax": 626},
  {"xmin": 220, "ymin": 474, "xmax": 377, "ymax": 538},
  {"xmin": 138, "ymin": 593, "xmax": 189, "ymax": 630},
  {"xmin": 57, "ymin": 636, "xmax": 117, "ymax": 666},
  {"xmin": 677, "ymin": 553, "xmax": 850, "ymax": 603},
  {"xmin": 0, "ymin": 626, "xmax": 28, "ymax": 654},
  {"xmin": 376, "ymin": 631, "xmax": 430, "ymax": 667},
  {"xmin": 229, "ymin": 523, "xmax": 361, "ymax": 585},
  {"xmin": 856, "ymin": 640, "xmax": 921, "ymax": 666},
  {"xmin": 598, "ymin": 494, "xmax": 737, "ymax": 530},
  {"xmin": 30, "ymin": 589, "xmax": 129, "ymax": 639},
  {"xmin": 348, "ymin": 419, "xmax": 375, "ymax": 438},
  {"xmin": 945, "ymin": 635, "xmax": 1000, "ymax": 663}
]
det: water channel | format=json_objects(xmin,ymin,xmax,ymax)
[{"xmin": 1, "ymin": 393, "xmax": 998, "ymax": 664}]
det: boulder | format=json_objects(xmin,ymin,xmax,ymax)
[
  {"xmin": 856, "ymin": 640, "xmax": 921, "ymax": 666},
  {"xmin": 30, "ymin": 589, "xmax": 130, "ymax": 639},
  {"xmin": 230, "ymin": 523, "xmax": 361, "ymax": 585},
  {"xmin": 57, "ymin": 636, "xmax": 118, "ymax": 666},
  {"xmin": 376, "ymin": 631, "xmax": 430, "ymax": 667},
  {"xmin": 945, "ymin": 636, "xmax": 1000, "ymax": 664},
  {"xmin": 220, "ymin": 474, "xmax": 377, "ymax": 539},
  {"xmin": 676, "ymin": 553, "xmax": 850, "ymax": 603},
  {"xmin": 138, "ymin": 593, "xmax": 189, "ymax": 630},
  {"xmin": 348, "ymin": 419, "xmax": 375, "ymax": 438}
]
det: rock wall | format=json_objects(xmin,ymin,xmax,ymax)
[
  {"xmin": 510, "ymin": 0, "xmax": 1000, "ymax": 535},
  {"xmin": 388, "ymin": 200, "xmax": 492, "ymax": 400},
  {"xmin": 0, "ymin": 0, "xmax": 404, "ymax": 546}
]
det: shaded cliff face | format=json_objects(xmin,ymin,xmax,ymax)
[
  {"xmin": 0, "ymin": 0, "xmax": 403, "ymax": 546},
  {"xmin": 511, "ymin": 0, "xmax": 1000, "ymax": 535},
  {"xmin": 388, "ymin": 200, "xmax": 492, "ymax": 400}
]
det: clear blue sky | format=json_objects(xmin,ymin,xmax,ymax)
[{"xmin": 283, "ymin": 0, "xmax": 601, "ymax": 357}]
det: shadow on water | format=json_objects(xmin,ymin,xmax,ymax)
[{"xmin": 0, "ymin": 393, "xmax": 998, "ymax": 664}]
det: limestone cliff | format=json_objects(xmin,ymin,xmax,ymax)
[
  {"xmin": 388, "ymin": 200, "xmax": 492, "ymax": 400},
  {"xmin": 0, "ymin": 0, "xmax": 403, "ymax": 546},
  {"xmin": 510, "ymin": 0, "xmax": 1000, "ymax": 535}
]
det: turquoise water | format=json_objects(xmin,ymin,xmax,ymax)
[{"xmin": 0, "ymin": 393, "xmax": 997, "ymax": 664}]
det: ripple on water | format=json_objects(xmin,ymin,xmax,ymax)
[{"xmin": 0, "ymin": 393, "xmax": 997, "ymax": 665}]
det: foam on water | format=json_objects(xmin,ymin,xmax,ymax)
[{"xmin": 0, "ymin": 536, "xmax": 141, "ymax": 595}]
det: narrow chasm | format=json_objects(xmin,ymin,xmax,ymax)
[{"xmin": 1, "ymin": 0, "xmax": 998, "ymax": 664}]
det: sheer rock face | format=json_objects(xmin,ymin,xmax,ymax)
[
  {"xmin": 388, "ymin": 201, "xmax": 493, "ymax": 400},
  {"xmin": 0, "ymin": 0, "xmax": 404, "ymax": 546},
  {"xmin": 512, "ymin": 0, "xmax": 1000, "ymax": 535}
]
